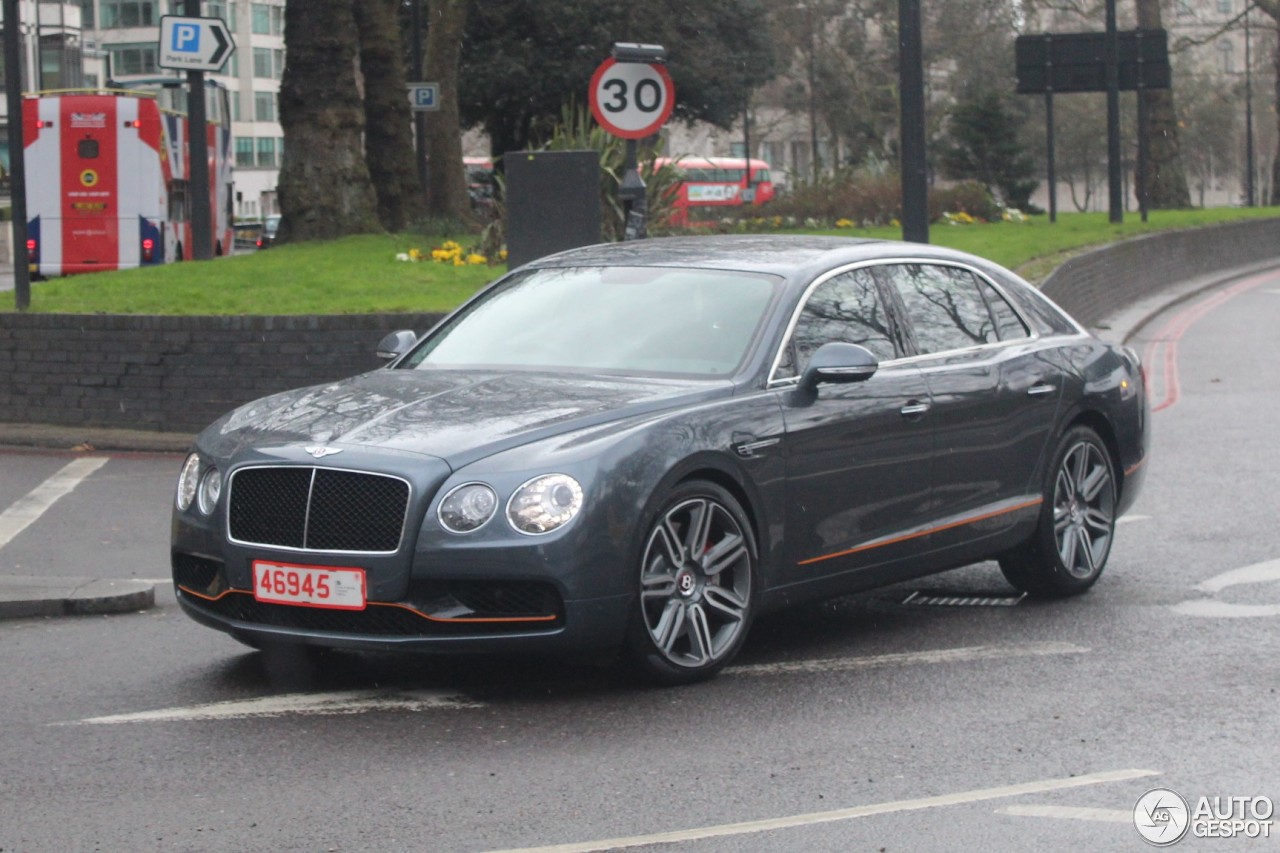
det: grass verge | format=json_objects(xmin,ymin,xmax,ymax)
[{"xmin": 7, "ymin": 207, "xmax": 1278, "ymax": 315}]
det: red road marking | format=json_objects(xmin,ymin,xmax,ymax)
[{"xmin": 1142, "ymin": 271, "xmax": 1278, "ymax": 413}]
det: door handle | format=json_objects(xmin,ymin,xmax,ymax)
[
  {"xmin": 900, "ymin": 401, "xmax": 930, "ymax": 418},
  {"xmin": 1027, "ymin": 383, "xmax": 1057, "ymax": 397}
]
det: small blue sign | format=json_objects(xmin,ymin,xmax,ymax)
[
  {"xmin": 172, "ymin": 24, "xmax": 201, "ymax": 53},
  {"xmin": 406, "ymin": 83, "xmax": 440, "ymax": 112}
]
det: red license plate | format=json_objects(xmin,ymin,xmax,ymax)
[{"xmin": 252, "ymin": 561, "xmax": 367, "ymax": 610}]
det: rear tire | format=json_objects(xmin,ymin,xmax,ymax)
[
  {"xmin": 624, "ymin": 480, "xmax": 757, "ymax": 685},
  {"xmin": 1000, "ymin": 426, "xmax": 1117, "ymax": 598}
]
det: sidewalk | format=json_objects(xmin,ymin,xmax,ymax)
[{"xmin": 0, "ymin": 576, "xmax": 156, "ymax": 619}]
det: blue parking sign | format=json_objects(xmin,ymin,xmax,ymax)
[
  {"xmin": 407, "ymin": 83, "xmax": 440, "ymax": 112},
  {"xmin": 172, "ymin": 23, "xmax": 201, "ymax": 53}
]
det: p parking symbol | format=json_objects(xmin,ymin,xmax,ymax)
[{"xmin": 172, "ymin": 24, "xmax": 200, "ymax": 53}]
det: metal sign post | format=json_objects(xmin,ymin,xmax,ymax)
[
  {"xmin": 589, "ymin": 44, "xmax": 673, "ymax": 241},
  {"xmin": 159, "ymin": 8, "xmax": 236, "ymax": 260},
  {"xmin": 4, "ymin": 0, "xmax": 30, "ymax": 309}
]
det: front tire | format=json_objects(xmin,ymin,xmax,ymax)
[
  {"xmin": 625, "ymin": 480, "xmax": 757, "ymax": 685},
  {"xmin": 1000, "ymin": 426, "xmax": 1117, "ymax": 598}
]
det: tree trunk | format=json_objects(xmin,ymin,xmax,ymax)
[
  {"xmin": 354, "ymin": 0, "xmax": 426, "ymax": 232},
  {"xmin": 424, "ymin": 0, "xmax": 472, "ymax": 222},
  {"xmin": 1135, "ymin": 0, "xmax": 1190, "ymax": 209},
  {"xmin": 1274, "ymin": 22, "xmax": 1280, "ymax": 203},
  {"xmin": 1250, "ymin": 1, "xmax": 1280, "ymax": 202},
  {"xmin": 278, "ymin": 0, "xmax": 381, "ymax": 242}
]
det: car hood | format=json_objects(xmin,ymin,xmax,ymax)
[{"xmin": 201, "ymin": 368, "xmax": 732, "ymax": 468}]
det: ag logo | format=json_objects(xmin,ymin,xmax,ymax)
[
  {"xmin": 80, "ymin": 168, "xmax": 99, "ymax": 188},
  {"xmin": 1134, "ymin": 788, "xmax": 1191, "ymax": 846}
]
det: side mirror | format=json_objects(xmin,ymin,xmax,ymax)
[
  {"xmin": 376, "ymin": 329, "xmax": 418, "ymax": 361},
  {"xmin": 800, "ymin": 342, "xmax": 879, "ymax": 390}
]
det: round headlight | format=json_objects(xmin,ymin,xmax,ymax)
[
  {"xmin": 176, "ymin": 453, "xmax": 201, "ymax": 511},
  {"xmin": 507, "ymin": 474, "xmax": 583, "ymax": 535},
  {"xmin": 197, "ymin": 466, "xmax": 222, "ymax": 515},
  {"xmin": 438, "ymin": 483, "xmax": 498, "ymax": 533}
]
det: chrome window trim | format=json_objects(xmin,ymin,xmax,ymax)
[
  {"xmin": 225, "ymin": 464, "xmax": 413, "ymax": 556},
  {"xmin": 766, "ymin": 257, "xmax": 1044, "ymax": 387}
]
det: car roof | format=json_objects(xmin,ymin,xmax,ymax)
[{"xmin": 527, "ymin": 235, "xmax": 1006, "ymax": 283}]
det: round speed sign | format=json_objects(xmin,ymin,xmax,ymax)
[{"xmin": 589, "ymin": 58, "xmax": 675, "ymax": 139}]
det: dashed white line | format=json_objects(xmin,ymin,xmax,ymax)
[
  {"xmin": 727, "ymin": 641, "xmax": 1088, "ymax": 678},
  {"xmin": 0, "ymin": 457, "xmax": 108, "ymax": 550},
  {"xmin": 480, "ymin": 769, "xmax": 1158, "ymax": 853},
  {"xmin": 996, "ymin": 804, "xmax": 1132, "ymax": 823},
  {"xmin": 62, "ymin": 689, "xmax": 481, "ymax": 725}
]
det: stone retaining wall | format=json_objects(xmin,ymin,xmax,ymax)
[
  {"xmin": 1038, "ymin": 217, "xmax": 1280, "ymax": 328},
  {"xmin": 0, "ymin": 313, "xmax": 444, "ymax": 432},
  {"xmin": 2, "ymin": 218, "xmax": 1278, "ymax": 434}
]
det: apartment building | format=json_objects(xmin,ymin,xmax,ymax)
[{"xmin": 77, "ymin": 0, "xmax": 284, "ymax": 218}]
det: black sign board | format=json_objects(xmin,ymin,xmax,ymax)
[
  {"xmin": 1015, "ymin": 29, "xmax": 1170, "ymax": 94},
  {"xmin": 505, "ymin": 150, "xmax": 602, "ymax": 268}
]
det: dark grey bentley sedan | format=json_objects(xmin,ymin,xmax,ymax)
[{"xmin": 171, "ymin": 236, "xmax": 1148, "ymax": 683}]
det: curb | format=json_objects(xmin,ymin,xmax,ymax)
[{"xmin": 0, "ymin": 577, "xmax": 157, "ymax": 620}]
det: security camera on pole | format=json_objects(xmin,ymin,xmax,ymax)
[{"xmin": 589, "ymin": 43, "xmax": 673, "ymax": 241}]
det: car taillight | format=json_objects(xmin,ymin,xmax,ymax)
[{"xmin": 142, "ymin": 238, "xmax": 155, "ymax": 262}]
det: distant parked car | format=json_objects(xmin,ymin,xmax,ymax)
[
  {"xmin": 171, "ymin": 236, "xmax": 1149, "ymax": 684},
  {"xmin": 256, "ymin": 214, "xmax": 281, "ymax": 250}
]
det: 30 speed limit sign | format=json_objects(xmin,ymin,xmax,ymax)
[{"xmin": 589, "ymin": 58, "xmax": 675, "ymax": 139}]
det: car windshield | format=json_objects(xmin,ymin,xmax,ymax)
[{"xmin": 401, "ymin": 265, "xmax": 781, "ymax": 377}]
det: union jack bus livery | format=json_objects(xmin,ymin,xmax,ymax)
[{"xmin": 23, "ymin": 81, "xmax": 234, "ymax": 276}]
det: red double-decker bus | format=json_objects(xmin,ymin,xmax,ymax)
[
  {"xmin": 23, "ymin": 80, "xmax": 234, "ymax": 277},
  {"xmin": 654, "ymin": 156, "xmax": 776, "ymax": 226}
]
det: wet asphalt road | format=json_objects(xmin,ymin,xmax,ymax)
[{"xmin": 1, "ymin": 269, "xmax": 1278, "ymax": 852}]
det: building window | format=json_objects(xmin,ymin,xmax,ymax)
[
  {"xmin": 251, "ymin": 3, "xmax": 283, "ymax": 35},
  {"xmin": 100, "ymin": 1, "xmax": 164, "ymax": 28},
  {"xmin": 235, "ymin": 137, "xmax": 255, "ymax": 167},
  {"xmin": 205, "ymin": 1, "xmax": 233, "ymax": 22},
  {"xmin": 1218, "ymin": 40, "xmax": 1234, "ymax": 73},
  {"xmin": 253, "ymin": 47, "xmax": 284, "ymax": 79},
  {"xmin": 79, "ymin": 0, "xmax": 96, "ymax": 28},
  {"xmin": 108, "ymin": 43, "xmax": 159, "ymax": 75},
  {"xmin": 763, "ymin": 141, "xmax": 785, "ymax": 171},
  {"xmin": 254, "ymin": 91, "xmax": 277, "ymax": 122},
  {"xmin": 256, "ymin": 136, "xmax": 279, "ymax": 167}
]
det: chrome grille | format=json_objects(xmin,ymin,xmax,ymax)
[{"xmin": 228, "ymin": 466, "xmax": 410, "ymax": 553}]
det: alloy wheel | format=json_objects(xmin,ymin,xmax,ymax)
[{"xmin": 639, "ymin": 496, "xmax": 753, "ymax": 670}]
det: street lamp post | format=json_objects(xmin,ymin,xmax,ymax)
[{"xmin": 4, "ymin": 0, "xmax": 32, "ymax": 310}]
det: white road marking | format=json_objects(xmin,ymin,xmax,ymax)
[
  {"xmin": 1117, "ymin": 514, "xmax": 1151, "ymax": 525},
  {"xmin": 0, "ymin": 457, "xmax": 108, "ymax": 550},
  {"xmin": 481, "ymin": 769, "xmax": 1159, "ymax": 853},
  {"xmin": 62, "ymin": 689, "xmax": 482, "ymax": 725},
  {"xmin": 1172, "ymin": 559, "xmax": 1280, "ymax": 618},
  {"xmin": 727, "ymin": 641, "xmax": 1087, "ymax": 678},
  {"xmin": 1190, "ymin": 559, "xmax": 1280, "ymax": 594},
  {"xmin": 995, "ymin": 804, "xmax": 1132, "ymax": 823}
]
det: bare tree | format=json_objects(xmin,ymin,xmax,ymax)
[
  {"xmin": 277, "ymin": 0, "xmax": 381, "ymax": 242},
  {"xmin": 424, "ymin": 0, "xmax": 472, "ymax": 222},
  {"xmin": 355, "ymin": 0, "xmax": 426, "ymax": 232},
  {"xmin": 1254, "ymin": 0, "xmax": 1280, "ymax": 200},
  {"xmin": 1135, "ymin": 0, "xmax": 1191, "ymax": 207}
]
